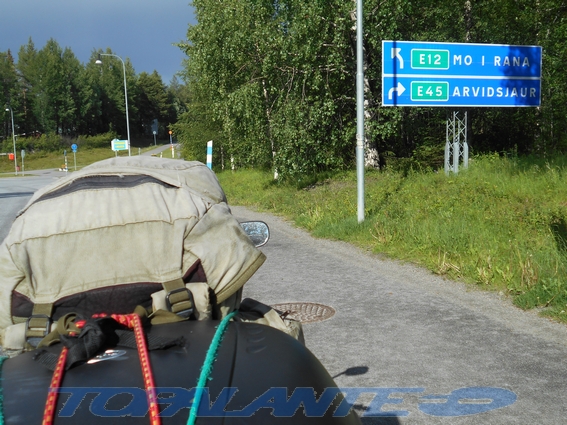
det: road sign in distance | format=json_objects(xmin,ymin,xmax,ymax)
[{"xmin": 111, "ymin": 139, "xmax": 129, "ymax": 151}]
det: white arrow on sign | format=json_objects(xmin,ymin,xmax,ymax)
[
  {"xmin": 388, "ymin": 82, "xmax": 406, "ymax": 100},
  {"xmin": 391, "ymin": 47, "xmax": 404, "ymax": 69}
]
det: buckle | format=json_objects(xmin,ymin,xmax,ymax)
[
  {"xmin": 25, "ymin": 314, "xmax": 53, "ymax": 347},
  {"xmin": 165, "ymin": 287, "xmax": 195, "ymax": 319}
]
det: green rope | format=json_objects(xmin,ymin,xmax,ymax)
[
  {"xmin": 187, "ymin": 311, "xmax": 237, "ymax": 425},
  {"xmin": 0, "ymin": 356, "xmax": 8, "ymax": 425}
]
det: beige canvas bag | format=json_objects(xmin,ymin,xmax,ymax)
[{"xmin": 0, "ymin": 157, "xmax": 265, "ymax": 349}]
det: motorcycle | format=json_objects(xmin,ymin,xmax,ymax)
[
  {"xmin": 0, "ymin": 157, "xmax": 361, "ymax": 424},
  {"xmin": 0, "ymin": 221, "xmax": 362, "ymax": 424}
]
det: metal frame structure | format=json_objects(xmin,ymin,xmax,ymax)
[{"xmin": 445, "ymin": 111, "xmax": 468, "ymax": 174}]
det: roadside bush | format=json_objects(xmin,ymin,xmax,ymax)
[
  {"xmin": 72, "ymin": 132, "xmax": 118, "ymax": 150},
  {"xmin": 1, "ymin": 132, "xmax": 118, "ymax": 154},
  {"xmin": 25, "ymin": 134, "xmax": 63, "ymax": 152}
]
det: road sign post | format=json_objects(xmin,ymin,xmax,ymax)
[
  {"xmin": 382, "ymin": 40, "xmax": 542, "ymax": 174},
  {"xmin": 151, "ymin": 119, "xmax": 158, "ymax": 146},
  {"xmin": 111, "ymin": 139, "xmax": 129, "ymax": 153},
  {"xmin": 382, "ymin": 41, "xmax": 542, "ymax": 107},
  {"xmin": 206, "ymin": 140, "xmax": 213, "ymax": 169},
  {"xmin": 71, "ymin": 143, "xmax": 78, "ymax": 170}
]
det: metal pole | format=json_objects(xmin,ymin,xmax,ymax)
[
  {"xmin": 463, "ymin": 111, "xmax": 469, "ymax": 169},
  {"xmin": 445, "ymin": 117, "xmax": 450, "ymax": 175},
  {"xmin": 356, "ymin": 0, "xmax": 365, "ymax": 223},
  {"xmin": 452, "ymin": 112, "xmax": 459, "ymax": 174},
  {"xmin": 97, "ymin": 54, "xmax": 131, "ymax": 156},
  {"xmin": 5, "ymin": 106, "xmax": 17, "ymax": 176}
]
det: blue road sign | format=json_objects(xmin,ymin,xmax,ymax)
[
  {"xmin": 71, "ymin": 143, "xmax": 78, "ymax": 153},
  {"xmin": 382, "ymin": 41, "xmax": 542, "ymax": 107}
]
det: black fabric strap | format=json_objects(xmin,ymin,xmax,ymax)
[{"xmin": 33, "ymin": 316, "xmax": 185, "ymax": 371}]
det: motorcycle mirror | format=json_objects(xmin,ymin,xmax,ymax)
[{"xmin": 240, "ymin": 221, "xmax": 270, "ymax": 247}]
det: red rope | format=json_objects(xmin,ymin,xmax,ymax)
[
  {"xmin": 41, "ymin": 346, "xmax": 68, "ymax": 425},
  {"xmin": 41, "ymin": 313, "xmax": 161, "ymax": 425}
]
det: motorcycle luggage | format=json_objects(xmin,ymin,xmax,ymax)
[
  {"xmin": 1, "ymin": 320, "xmax": 361, "ymax": 425},
  {"xmin": 0, "ymin": 157, "xmax": 266, "ymax": 342}
]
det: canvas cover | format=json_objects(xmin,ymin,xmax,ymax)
[{"xmin": 0, "ymin": 157, "xmax": 266, "ymax": 336}]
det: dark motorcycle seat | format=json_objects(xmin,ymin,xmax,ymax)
[{"xmin": 1, "ymin": 320, "xmax": 360, "ymax": 424}]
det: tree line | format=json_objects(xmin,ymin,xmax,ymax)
[
  {"xmin": 1, "ymin": 38, "xmax": 189, "ymax": 151},
  {"xmin": 175, "ymin": 0, "xmax": 567, "ymax": 179}
]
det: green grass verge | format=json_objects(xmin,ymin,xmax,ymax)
[
  {"xmin": 0, "ymin": 146, "xmax": 160, "ymax": 175},
  {"xmin": 217, "ymin": 155, "xmax": 567, "ymax": 324}
]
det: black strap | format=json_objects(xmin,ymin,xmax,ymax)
[
  {"xmin": 238, "ymin": 298, "xmax": 274, "ymax": 316},
  {"xmin": 33, "ymin": 315, "xmax": 185, "ymax": 371}
]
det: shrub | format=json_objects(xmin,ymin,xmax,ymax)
[{"xmin": 1, "ymin": 132, "xmax": 119, "ymax": 154}]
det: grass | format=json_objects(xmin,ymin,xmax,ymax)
[
  {"xmin": 0, "ymin": 146, "xmax": 163, "ymax": 175},
  {"xmin": 217, "ymin": 155, "xmax": 567, "ymax": 324}
]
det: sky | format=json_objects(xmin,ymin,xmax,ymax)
[{"xmin": 0, "ymin": 0, "xmax": 197, "ymax": 84}]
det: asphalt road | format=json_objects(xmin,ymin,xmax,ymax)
[
  {"xmin": 0, "ymin": 144, "xmax": 176, "ymax": 242},
  {"xmin": 233, "ymin": 206, "xmax": 567, "ymax": 425},
  {"xmin": 1, "ymin": 160, "xmax": 567, "ymax": 423},
  {"xmin": 0, "ymin": 174, "xmax": 61, "ymax": 242}
]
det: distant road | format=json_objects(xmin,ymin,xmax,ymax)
[
  {"xmin": 0, "ymin": 144, "xmax": 177, "ymax": 242},
  {"xmin": 0, "ymin": 175, "xmax": 59, "ymax": 242}
]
